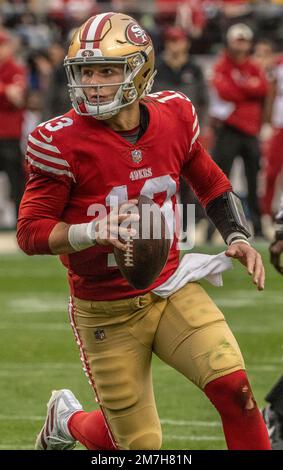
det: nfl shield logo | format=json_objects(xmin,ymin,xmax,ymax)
[
  {"xmin": 131, "ymin": 149, "xmax": 142, "ymax": 163},
  {"xmin": 94, "ymin": 329, "xmax": 106, "ymax": 341}
]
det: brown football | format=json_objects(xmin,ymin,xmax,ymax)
[{"xmin": 114, "ymin": 195, "xmax": 170, "ymax": 290}]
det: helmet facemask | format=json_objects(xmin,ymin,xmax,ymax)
[{"xmin": 64, "ymin": 52, "xmax": 154, "ymax": 120}]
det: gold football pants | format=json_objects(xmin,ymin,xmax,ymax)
[{"xmin": 70, "ymin": 282, "xmax": 245, "ymax": 450}]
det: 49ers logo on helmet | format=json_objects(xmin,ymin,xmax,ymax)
[
  {"xmin": 126, "ymin": 23, "xmax": 150, "ymax": 45},
  {"xmin": 81, "ymin": 50, "xmax": 95, "ymax": 57}
]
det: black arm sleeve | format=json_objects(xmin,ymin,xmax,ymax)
[{"xmin": 206, "ymin": 191, "xmax": 251, "ymax": 243}]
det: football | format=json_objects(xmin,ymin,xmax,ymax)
[{"xmin": 114, "ymin": 195, "xmax": 170, "ymax": 289}]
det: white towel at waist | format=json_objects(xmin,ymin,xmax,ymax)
[{"xmin": 152, "ymin": 251, "xmax": 233, "ymax": 298}]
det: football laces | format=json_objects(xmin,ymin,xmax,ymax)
[{"xmin": 124, "ymin": 238, "xmax": 134, "ymax": 267}]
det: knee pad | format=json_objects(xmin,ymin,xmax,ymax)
[{"xmin": 127, "ymin": 431, "xmax": 162, "ymax": 450}]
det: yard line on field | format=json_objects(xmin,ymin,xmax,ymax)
[
  {"xmin": 232, "ymin": 325, "xmax": 282, "ymax": 333},
  {"xmin": 161, "ymin": 419, "xmax": 220, "ymax": 427},
  {"xmin": 0, "ymin": 322, "xmax": 70, "ymax": 331},
  {"xmin": 214, "ymin": 298, "xmax": 283, "ymax": 307},
  {"xmin": 163, "ymin": 435, "xmax": 223, "ymax": 441},
  {"xmin": 0, "ymin": 416, "xmax": 221, "ymax": 428},
  {"xmin": 5, "ymin": 321, "xmax": 280, "ymax": 335},
  {"xmin": 0, "ymin": 363, "xmax": 280, "ymax": 377},
  {"xmin": 3, "ymin": 296, "xmax": 68, "ymax": 314},
  {"xmin": 0, "ymin": 362, "xmax": 80, "ymax": 376},
  {"xmin": 248, "ymin": 365, "xmax": 282, "ymax": 371},
  {"xmin": 1, "ymin": 321, "xmax": 280, "ymax": 335},
  {"xmin": 0, "ymin": 362, "xmax": 79, "ymax": 369},
  {"xmin": 0, "ymin": 415, "xmax": 45, "ymax": 420},
  {"xmin": 259, "ymin": 357, "xmax": 283, "ymax": 363},
  {"xmin": 0, "ymin": 445, "xmax": 34, "ymax": 450},
  {"xmin": 212, "ymin": 290, "xmax": 282, "ymax": 300},
  {"xmin": 156, "ymin": 363, "xmax": 282, "ymax": 373},
  {"xmin": 0, "ymin": 269, "xmax": 64, "ymax": 277}
]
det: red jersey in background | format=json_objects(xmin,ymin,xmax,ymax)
[{"xmin": 0, "ymin": 57, "xmax": 27, "ymax": 139}]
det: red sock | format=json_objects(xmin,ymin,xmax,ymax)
[
  {"xmin": 68, "ymin": 409, "xmax": 117, "ymax": 450},
  {"xmin": 204, "ymin": 370, "xmax": 271, "ymax": 450}
]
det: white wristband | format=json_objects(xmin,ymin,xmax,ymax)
[
  {"xmin": 229, "ymin": 238, "xmax": 250, "ymax": 247},
  {"xmin": 226, "ymin": 231, "xmax": 250, "ymax": 246},
  {"xmin": 68, "ymin": 221, "xmax": 97, "ymax": 252}
]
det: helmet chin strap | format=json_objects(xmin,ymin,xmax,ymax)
[
  {"xmin": 92, "ymin": 111, "xmax": 119, "ymax": 120},
  {"xmin": 84, "ymin": 87, "xmax": 123, "ymax": 119}
]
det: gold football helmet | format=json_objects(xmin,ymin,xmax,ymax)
[{"xmin": 64, "ymin": 12, "xmax": 156, "ymax": 119}]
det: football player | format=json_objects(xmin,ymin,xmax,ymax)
[
  {"xmin": 262, "ymin": 194, "xmax": 283, "ymax": 449},
  {"xmin": 17, "ymin": 13, "xmax": 270, "ymax": 450}
]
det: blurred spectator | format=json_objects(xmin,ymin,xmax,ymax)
[
  {"xmin": 27, "ymin": 49, "xmax": 52, "ymax": 92},
  {"xmin": 48, "ymin": 40, "xmax": 66, "ymax": 67},
  {"xmin": 156, "ymin": 0, "xmax": 206, "ymax": 39},
  {"xmin": 47, "ymin": 0, "xmax": 98, "ymax": 36},
  {"xmin": 175, "ymin": 0, "xmax": 206, "ymax": 39},
  {"xmin": 0, "ymin": 29, "xmax": 27, "ymax": 220},
  {"xmin": 253, "ymin": 38, "xmax": 277, "ymax": 82},
  {"xmin": 253, "ymin": 38, "xmax": 278, "ymax": 238},
  {"xmin": 209, "ymin": 23, "xmax": 268, "ymax": 238},
  {"xmin": 112, "ymin": 0, "xmax": 141, "ymax": 16},
  {"xmin": 154, "ymin": 26, "xmax": 208, "ymax": 122},
  {"xmin": 253, "ymin": 1, "xmax": 283, "ymax": 48},
  {"xmin": 15, "ymin": 11, "xmax": 53, "ymax": 51},
  {"xmin": 154, "ymin": 25, "xmax": 209, "ymax": 240},
  {"xmin": 42, "ymin": 41, "xmax": 70, "ymax": 120},
  {"xmin": 253, "ymin": 38, "xmax": 277, "ymax": 122},
  {"xmin": 21, "ymin": 89, "xmax": 43, "ymax": 153},
  {"xmin": 260, "ymin": 52, "xmax": 283, "ymax": 219},
  {"xmin": 222, "ymin": 0, "xmax": 253, "ymax": 20}
]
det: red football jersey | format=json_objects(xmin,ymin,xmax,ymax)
[
  {"xmin": 211, "ymin": 52, "xmax": 268, "ymax": 136},
  {"xmin": 18, "ymin": 90, "xmax": 231, "ymax": 300},
  {"xmin": 0, "ymin": 57, "xmax": 27, "ymax": 139}
]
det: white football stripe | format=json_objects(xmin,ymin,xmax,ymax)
[
  {"xmin": 27, "ymin": 146, "xmax": 69, "ymax": 167},
  {"xmin": 193, "ymin": 114, "xmax": 198, "ymax": 131},
  {"xmin": 190, "ymin": 125, "xmax": 200, "ymax": 150},
  {"xmin": 26, "ymin": 156, "xmax": 75, "ymax": 181},
  {"xmin": 29, "ymin": 134, "xmax": 60, "ymax": 154},
  {"xmin": 158, "ymin": 93, "xmax": 183, "ymax": 103},
  {"xmin": 86, "ymin": 13, "xmax": 111, "ymax": 42}
]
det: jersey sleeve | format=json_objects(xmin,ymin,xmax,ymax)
[
  {"xmin": 181, "ymin": 99, "xmax": 232, "ymax": 206},
  {"xmin": 17, "ymin": 174, "xmax": 71, "ymax": 255},
  {"xmin": 25, "ymin": 120, "xmax": 76, "ymax": 187},
  {"xmin": 188, "ymin": 99, "xmax": 201, "ymax": 152},
  {"xmin": 17, "ymin": 118, "xmax": 75, "ymax": 255}
]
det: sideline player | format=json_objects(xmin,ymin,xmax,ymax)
[{"xmin": 17, "ymin": 13, "xmax": 270, "ymax": 450}]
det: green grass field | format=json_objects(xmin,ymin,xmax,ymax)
[{"xmin": 0, "ymin": 244, "xmax": 282, "ymax": 450}]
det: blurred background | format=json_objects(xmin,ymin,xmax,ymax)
[{"xmin": 0, "ymin": 0, "xmax": 283, "ymax": 244}]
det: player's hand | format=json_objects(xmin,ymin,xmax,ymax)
[
  {"xmin": 95, "ymin": 199, "xmax": 139, "ymax": 251},
  {"xmin": 225, "ymin": 242, "xmax": 265, "ymax": 290},
  {"xmin": 269, "ymin": 240, "xmax": 283, "ymax": 275}
]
